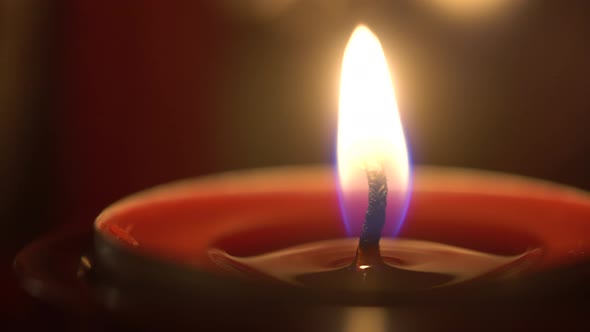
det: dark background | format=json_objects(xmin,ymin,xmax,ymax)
[{"xmin": 1, "ymin": 0, "xmax": 589, "ymax": 328}]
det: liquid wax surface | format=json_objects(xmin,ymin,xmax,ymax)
[{"xmin": 208, "ymin": 238, "xmax": 540, "ymax": 290}]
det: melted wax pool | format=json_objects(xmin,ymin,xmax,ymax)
[{"xmin": 208, "ymin": 238, "xmax": 540, "ymax": 291}]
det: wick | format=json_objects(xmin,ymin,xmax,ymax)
[{"xmin": 353, "ymin": 166, "xmax": 388, "ymax": 270}]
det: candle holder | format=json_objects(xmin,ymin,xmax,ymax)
[{"xmin": 15, "ymin": 166, "xmax": 590, "ymax": 331}]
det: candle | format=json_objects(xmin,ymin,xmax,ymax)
[
  {"xmin": 16, "ymin": 24, "xmax": 590, "ymax": 330},
  {"xmin": 93, "ymin": 23, "xmax": 590, "ymax": 298},
  {"xmin": 90, "ymin": 165, "xmax": 590, "ymax": 330}
]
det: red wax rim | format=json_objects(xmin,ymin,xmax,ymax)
[{"xmin": 95, "ymin": 166, "xmax": 590, "ymax": 274}]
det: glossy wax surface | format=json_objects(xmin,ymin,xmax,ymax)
[{"xmin": 95, "ymin": 166, "xmax": 590, "ymax": 274}]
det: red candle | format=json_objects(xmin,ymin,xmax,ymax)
[
  {"xmin": 17, "ymin": 165, "xmax": 590, "ymax": 330},
  {"xmin": 94, "ymin": 25, "xmax": 590, "ymax": 291},
  {"xmin": 16, "ymin": 23, "xmax": 590, "ymax": 331}
]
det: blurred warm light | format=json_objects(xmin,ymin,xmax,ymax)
[
  {"xmin": 219, "ymin": 0, "xmax": 296, "ymax": 20},
  {"xmin": 344, "ymin": 307, "xmax": 388, "ymax": 332},
  {"xmin": 337, "ymin": 25, "xmax": 410, "ymax": 235},
  {"xmin": 421, "ymin": 0, "xmax": 516, "ymax": 20}
]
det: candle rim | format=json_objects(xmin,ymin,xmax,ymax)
[{"xmin": 96, "ymin": 165, "xmax": 590, "ymax": 232}]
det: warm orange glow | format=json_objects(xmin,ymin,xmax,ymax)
[
  {"xmin": 421, "ymin": 0, "xmax": 517, "ymax": 20},
  {"xmin": 337, "ymin": 25, "xmax": 410, "ymax": 235}
]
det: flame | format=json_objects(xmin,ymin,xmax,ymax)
[{"xmin": 337, "ymin": 25, "xmax": 410, "ymax": 236}]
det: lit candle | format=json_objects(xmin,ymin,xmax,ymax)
[
  {"xmin": 16, "ymin": 23, "xmax": 590, "ymax": 331},
  {"xmin": 92, "ymin": 25, "xmax": 590, "ymax": 293}
]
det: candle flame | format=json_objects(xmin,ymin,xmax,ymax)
[{"xmin": 337, "ymin": 25, "xmax": 410, "ymax": 236}]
